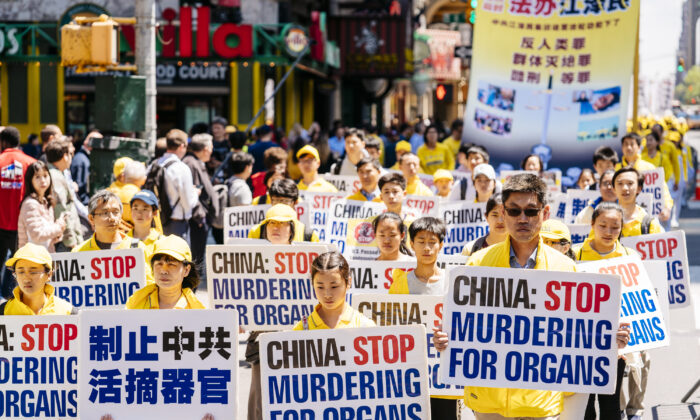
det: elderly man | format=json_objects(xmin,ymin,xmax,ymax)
[{"xmin": 72, "ymin": 190, "xmax": 143, "ymax": 251}]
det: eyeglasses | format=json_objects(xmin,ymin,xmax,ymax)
[
  {"xmin": 504, "ymin": 207, "xmax": 543, "ymax": 217},
  {"xmin": 94, "ymin": 210, "xmax": 121, "ymax": 219},
  {"xmin": 544, "ymin": 239, "xmax": 570, "ymax": 247},
  {"xmin": 13, "ymin": 270, "xmax": 47, "ymax": 279}
]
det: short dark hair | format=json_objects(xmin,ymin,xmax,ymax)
[
  {"xmin": 268, "ymin": 178, "xmax": 298, "ymax": 202},
  {"xmin": 467, "ymin": 145, "xmax": 490, "ymax": 163},
  {"xmin": 345, "ymin": 128, "xmax": 366, "ymax": 143},
  {"xmin": 451, "ymin": 119, "xmax": 464, "ymax": 132},
  {"xmin": 311, "ymin": 251, "xmax": 351, "ymax": 287},
  {"xmin": 364, "ymin": 135, "xmax": 381, "ymax": 151},
  {"xmin": 592, "ymin": 146, "xmax": 619, "ymax": 166},
  {"xmin": 591, "ymin": 201, "xmax": 624, "ymax": 226},
  {"xmin": 231, "ymin": 152, "xmax": 254, "ymax": 175},
  {"xmin": 356, "ymin": 157, "xmax": 382, "ymax": 172},
  {"xmin": 521, "ymin": 154, "xmax": 543, "ymax": 171},
  {"xmin": 45, "ymin": 140, "xmax": 71, "ymax": 163},
  {"xmin": 398, "ymin": 152, "xmax": 418, "ymax": 165},
  {"xmin": 485, "ymin": 192, "xmax": 503, "ymax": 215},
  {"xmin": 229, "ymin": 132, "xmax": 247, "ymax": 150},
  {"xmin": 612, "ymin": 167, "xmax": 644, "ymax": 191},
  {"xmin": 0, "ymin": 126, "xmax": 20, "ymax": 148},
  {"xmin": 378, "ymin": 172, "xmax": 406, "ymax": 191},
  {"xmin": 40, "ymin": 125, "xmax": 61, "ymax": 144},
  {"xmin": 502, "ymin": 173, "xmax": 548, "ymax": 206},
  {"xmin": 166, "ymin": 129, "xmax": 188, "ymax": 150},
  {"xmin": 620, "ymin": 133, "xmax": 642, "ymax": 147},
  {"xmin": 256, "ymin": 125, "xmax": 272, "ymax": 138},
  {"xmin": 408, "ymin": 216, "xmax": 446, "ymax": 243},
  {"xmin": 151, "ymin": 254, "xmax": 200, "ymax": 290},
  {"xmin": 263, "ymin": 147, "xmax": 287, "ymax": 169}
]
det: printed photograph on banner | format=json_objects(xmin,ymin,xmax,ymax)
[
  {"xmin": 439, "ymin": 201, "xmax": 489, "ymax": 255},
  {"xmin": 621, "ymin": 231, "xmax": 693, "ymax": 309},
  {"xmin": 324, "ymin": 199, "xmax": 386, "ymax": 259},
  {"xmin": 478, "ymin": 81, "xmax": 516, "ymax": 111},
  {"xmin": 206, "ymin": 244, "xmax": 327, "ymax": 329},
  {"xmin": 352, "ymin": 294, "xmax": 464, "ymax": 397},
  {"xmin": 78, "ymin": 309, "xmax": 238, "ymax": 419},
  {"xmin": 577, "ymin": 116, "xmax": 620, "ymax": 142},
  {"xmin": 259, "ymin": 325, "xmax": 431, "ymax": 420},
  {"xmin": 574, "ymin": 86, "xmax": 621, "ymax": 115},
  {"xmin": 322, "ymin": 174, "xmax": 360, "ymax": 193},
  {"xmin": 300, "ymin": 191, "xmax": 350, "ymax": 242},
  {"xmin": 349, "ymin": 260, "xmax": 415, "ymax": 294},
  {"xmin": 440, "ymin": 266, "xmax": 621, "ymax": 394},
  {"xmin": 51, "ymin": 248, "xmax": 146, "ymax": 308},
  {"xmin": 577, "ymin": 255, "xmax": 670, "ymax": 354},
  {"xmin": 403, "ymin": 195, "xmax": 440, "ymax": 218},
  {"xmin": 224, "ymin": 203, "xmax": 310, "ymax": 243},
  {"xmin": 474, "ymin": 108, "xmax": 512, "ymax": 136},
  {"xmin": 0, "ymin": 315, "xmax": 78, "ymax": 419}
]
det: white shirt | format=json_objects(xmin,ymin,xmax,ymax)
[{"xmin": 156, "ymin": 153, "xmax": 198, "ymax": 220}]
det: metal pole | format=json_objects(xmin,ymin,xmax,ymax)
[
  {"xmin": 135, "ymin": 0, "xmax": 157, "ymax": 149},
  {"xmin": 632, "ymin": 5, "xmax": 640, "ymax": 131}
]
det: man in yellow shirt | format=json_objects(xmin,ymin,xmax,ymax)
[
  {"xmin": 417, "ymin": 124, "xmax": 455, "ymax": 175},
  {"xmin": 442, "ymin": 119, "xmax": 463, "ymax": 160},
  {"xmin": 390, "ymin": 140, "xmax": 413, "ymax": 171},
  {"xmin": 613, "ymin": 167, "xmax": 664, "ymax": 237},
  {"xmin": 296, "ymin": 145, "xmax": 338, "ymax": 192},
  {"xmin": 346, "ymin": 157, "xmax": 382, "ymax": 202},
  {"xmin": 400, "ymin": 153, "xmax": 433, "ymax": 196}
]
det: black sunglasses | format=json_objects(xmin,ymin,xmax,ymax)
[{"xmin": 504, "ymin": 207, "xmax": 543, "ymax": 217}]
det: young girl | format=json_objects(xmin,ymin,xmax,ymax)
[
  {"xmin": 128, "ymin": 190, "xmax": 163, "ymax": 262},
  {"xmin": 17, "ymin": 161, "xmax": 66, "ymax": 252},
  {"xmin": 294, "ymin": 251, "xmax": 375, "ymax": 330},
  {"xmin": 462, "ymin": 194, "xmax": 506, "ymax": 256},
  {"xmin": 372, "ymin": 212, "xmax": 414, "ymax": 261},
  {"xmin": 1, "ymin": 243, "xmax": 72, "ymax": 315}
]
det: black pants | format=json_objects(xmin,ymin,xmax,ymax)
[
  {"xmin": 189, "ymin": 218, "xmax": 210, "ymax": 282},
  {"xmin": 585, "ymin": 358, "xmax": 626, "ymax": 420},
  {"xmin": 430, "ymin": 397, "xmax": 458, "ymax": 419},
  {"xmin": 0, "ymin": 229, "xmax": 17, "ymax": 298},
  {"xmin": 212, "ymin": 227, "xmax": 224, "ymax": 244}
]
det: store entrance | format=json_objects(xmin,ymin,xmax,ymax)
[{"xmin": 157, "ymin": 95, "xmax": 228, "ymax": 137}]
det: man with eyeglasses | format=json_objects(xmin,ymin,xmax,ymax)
[
  {"xmin": 433, "ymin": 173, "xmax": 630, "ymax": 420},
  {"xmin": 46, "ymin": 140, "xmax": 83, "ymax": 253}
]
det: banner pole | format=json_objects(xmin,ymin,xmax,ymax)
[{"xmin": 632, "ymin": 5, "xmax": 640, "ymax": 132}]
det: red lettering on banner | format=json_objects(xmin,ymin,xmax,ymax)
[
  {"xmin": 544, "ymin": 281, "xmax": 610, "ymax": 313},
  {"xmin": 353, "ymin": 334, "xmax": 414, "ymax": 364},
  {"xmin": 274, "ymin": 252, "xmax": 318, "ymax": 274},
  {"xmin": 635, "ymin": 238, "xmax": 678, "ymax": 259},
  {"xmin": 434, "ymin": 303, "xmax": 443, "ymax": 326},
  {"xmin": 599, "ymin": 263, "xmax": 639, "ymax": 287},
  {"xmin": 91, "ymin": 257, "xmax": 134, "ymax": 279}
]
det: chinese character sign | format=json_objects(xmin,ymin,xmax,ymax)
[
  {"xmin": 462, "ymin": 1, "xmax": 639, "ymax": 169},
  {"xmin": 0, "ymin": 316, "xmax": 78, "ymax": 419},
  {"xmin": 78, "ymin": 309, "xmax": 238, "ymax": 419}
]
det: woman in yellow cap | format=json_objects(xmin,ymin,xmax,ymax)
[
  {"xmin": 125, "ymin": 235, "xmax": 204, "ymax": 309},
  {"xmin": 248, "ymin": 203, "xmax": 319, "ymax": 243},
  {"xmin": 1, "ymin": 243, "xmax": 73, "ymax": 315},
  {"xmin": 540, "ymin": 218, "xmax": 575, "ymax": 260}
]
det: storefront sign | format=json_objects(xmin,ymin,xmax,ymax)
[
  {"xmin": 0, "ymin": 26, "xmax": 21, "ymax": 55},
  {"xmin": 156, "ymin": 63, "xmax": 228, "ymax": 86}
]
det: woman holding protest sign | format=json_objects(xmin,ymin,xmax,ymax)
[
  {"xmin": 462, "ymin": 193, "xmax": 507, "ymax": 256},
  {"xmin": 372, "ymin": 212, "xmax": 414, "ymax": 261},
  {"xmin": 0, "ymin": 243, "xmax": 73, "ymax": 315},
  {"xmin": 125, "ymin": 235, "xmax": 204, "ymax": 310},
  {"xmin": 572, "ymin": 202, "xmax": 635, "ymax": 420}
]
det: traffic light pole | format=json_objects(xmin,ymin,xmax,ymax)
[{"xmin": 135, "ymin": 0, "xmax": 157, "ymax": 148}]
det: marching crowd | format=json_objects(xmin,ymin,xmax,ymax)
[{"xmin": 0, "ymin": 113, "xmax": 694, "ymax": 420}]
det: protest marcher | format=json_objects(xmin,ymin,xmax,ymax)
[
  {"xmin": 642, "ymin": 133, "xmax": 674, "ymax": 185},
  {"xmin": 253, "ymin": 170, "xmax": 287, "ymax": 205},
  {"xmin": 372, "ymin": 212, "xmax": 414, "ymax": 261},
  {"xmin": 208, "ymin": 116, "xmax": 229, "ymax": 174},
  {"xmin": 72, "ymin": 190, "xmax": 142, "ymax": 251},
  {"xmin": 433, "ymin": 169, "xmax": 454, "ymax": 199},
  {"xmin": 417, "ymin": 124, "xmax": 454, "ymax": 175},
  {"xmin": 17, "ymin": 161, "xmax": 66, "ymax": 252},
  {"xmin": 591, "ymin": 146, "xmax": 619, "ymax": 186},
  {"xmin": 400, "ymin": 153, "xmax": 433, "ymax": 196},
  {"xmin": 248, "ymin": 203, "xmax": 318, "ymax": 243},
  {"xmin": 389, "ymin": 140, "xmax": 412, "ymax": 171},
  {"xmin": 346, "ymin": 157, "xmax": 382, "ymax": 202},
  {"xmin": 449, "ymin": 145, "xmax": 490, "ymax": 200},
  {"xmin": 521, "ymin": 153, "xmax": 544, "ymax": 172},
  {"xmin": 128, "ymin": 190, "xmax": 163, "ymax": 268},
  {"xmin": 576, "ymin": 168, "xmax": 596, "ymax": 190},
  {"xmin": 46, "ymin": 140, "xmax": 83, "ymax": 252},
  {"xmin": 388, "ymin": 216, "xmax": 456, "ymax": 418},
  {"xmin": 255, "ymin": 178, "xmax": 299, "ymax": 207},
  {"xmin": 433, "ymin": 173, "xmax": 630, "ymax": 420},
  {"xmin": 572, "ymin": 202, "xmax": 636, "ymax": 420},
  {"xmin": 443, "ymin": 118, "xmax": 463, "ymax": 158},
  {"xmin": 540, "ymin": 219, "xmax": 575, "ymax": 260},
  {"xmin": 378, "ymin": 172, "xmax": 408, "ymax": 216},
  {"xmin": 473, "ymin": 163, "xmax": 498, "ymax": 203},
  {"xmin": 296, "ymin": 145, "xmax": 338, "ymax": 192},
  {"xmin": 125, "ymin": 235, "xmax": 204, "ymax": 310},
  {"xmin": 331, "ymin": 128, "xmax": 368, "ymax": 175},
  {"xmin": 212, "ymin": 151, "xmax": 254, "ymax": 244},
  {"xmin": 668, "ymin": 131, "xmax": 695, "ymax": 228},
  {"xmin": 462, "ymin": 193, "xmax": 506, "ymax": 256},
  {"xmin": 0, "ymin": 243, "xmax": 72, "ymax": 315},
  {"xmin": 575, "ymin": 170, "xmax": 617, "ymax": 224},
  {"xmin": 364, "ymin": 134, "xmax": 382, "ymax": 163},
  {"xmin": 107, "ymin": 157, "xmax": 143, "ymax": 229},
  {"xmin": 613, "ymin": 167, "xmax": 663, "ymax": 237}
]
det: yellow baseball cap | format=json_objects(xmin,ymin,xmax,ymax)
[
  {"xmin": 225, "ymin": 125, "xmax": 237, "ymax": 133},
  {"xmin": 396, "ymin": 141, "xmax": 412, "ymax": 153},
  {"xmin": 151, "ymin": 235, "xmax": 192, "ymax": 263},
  {"xmin": 6, "ymin": 243, "xmax": 52, "ymax": 269},
  {"xmin": 296, "ymin": 145, "xmax": 320, "ymax": 161},
  {"xmin": 667, "ymin": 131, "xmax": 682, "ymax": 143},
  {"xmin": 113, "ymin": 157, "xmax": 134, "ymax": 178},
  {"xmin": 540, "ymin": 219, "xmax": 571, "ymax": 241},
  {"xmin": 433, "ymin": 169, "xmax": 453, "ymax": 182},
  {"xmin": 265, "ymin": 204, "xmax": 298, "ymax": 223}
]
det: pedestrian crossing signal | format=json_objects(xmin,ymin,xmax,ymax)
[
  {"xmin": 435, "ymin": 84, "xmax": 453, "ymax": 102},
  {"xmin": 678, "ymin": 58, "xmax": 685, "ymax": 73}
]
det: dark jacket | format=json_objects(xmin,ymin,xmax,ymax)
[
  {"xmin": 182, "ymin": 154, "xmax": 219, "ymax": 225},
  {"xmin": 70, "ymin": 147, "xmax": 90, "ymax": 205}
]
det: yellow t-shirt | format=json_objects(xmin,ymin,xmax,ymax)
[
  {"xmin": 293, "ymin": 303, "xmax": 375, "ymax": 330},
  {"xmin": 417, "ymin": 143, "xmax": 455, "ymax": 175},
  {"xmin": 405, "ymin": 177, "xmax": 434, "ymax": 196},
  {"xmin": 622, "ymin": 206, "xmax": 664, "ymax": 237},
  {"xmin": 345, "ymin": 190, "xmax": 382, "ymax": 202},
  {"xmin": 641, "ymin": 148, "xmax": 673, "ymax": 183},
  {"xmin": 298, "ymin": 178, "xmax": 339, "ymax": 192},
  {"xmin": 442, "ymin": 136, "xmax": 461, "ymax": 160},
  {"xmin": 126, "ymin": 284, "xmax": 205, "ymax": 309}
]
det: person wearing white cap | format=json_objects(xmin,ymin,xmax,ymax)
[{"xmin": 473, "ymin": 163, "xmax": 497, "ymax": 203}]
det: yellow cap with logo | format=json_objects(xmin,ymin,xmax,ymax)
[
  {"xmin": 433, "ymin": 169, "xmax": 454, "ymax": 182},
  {"xmin": 540, "ymin": 219, "xmax": 571, "ymax": 241},
  {"xmin": 6, "ymin": 243, "xmax": 53, "ymax": 269},
  {"xmin": 113, "ymin": 157, "xmax": 135, "ymax": 178},
  {"xmin": 296, "ymin": 145, "xmax": 320, "ymax": 161},
  {"xmin": 151, "ymin": 235, "xmax": 192, "ymax": 263},
  {"xmin": 265, "ymin": 204, "xmax": 298, "ymax": 223}
]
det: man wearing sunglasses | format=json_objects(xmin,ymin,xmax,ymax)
[{"xmin": 433, "ymin": 173, "xmax": 630, "ymax": 420}]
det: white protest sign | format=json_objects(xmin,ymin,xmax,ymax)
[
  {"xmin": 260, "ymin": 325, "xmax": 431, "ymax": 420},
  {"xmin": 440, "ymin": 201, "xmax": 488, "ymax": 255},
  {"xmin": 352, "ymin": 294, "xmax": 464, "ymax": 396},
  {"xmin": 577, "ymin": 255, "xmax": 670, "ymax": 353},
  {"xmin": 349, "ymin": 260, "xmax": 415, "ymax": 294},
  {"xmin": 640, "ymin": 168, "xmax": 666, "ymax": 216},
  {"xmin": 568, "ymin": 224, "xmax": 591, "ymax": 246},
  {"xmin": 403, "ymin": 195, "xmax": 440, "ymax": 218},
  {"xmin": 51, "ymin": 248, "xmax": 146, "ymax": 308},
  {"xmin": 323, "ymin": 174, "xmax": 360, "ymax": 193},
  {"xmin": 206, "ymin": 244, "xmax": 327, "ymax": 330},
  {"xmin": 299, "ymin": 191, "xmax": 347, "ymax": 242},
  {"xmin": 550, "ymin": 192, "xmax": 567, "ymax": 221},
  {"xmin": 564, "ymin": 190, "xmax": 600, "ymax": 224},
  {"xmin": 437, "ymin": 254, "xmax": 469, "ymax": 270},
  {"xmin": 0, "ymin": 315, "xmax": 78, "ymax": 418},
  {"xmin": 223, "ymin": 203, "xmax": 310, "ymax": 243},
  {"xmin": 78, "ymin": 309, "xmax": 238, "ymax": 419},
  {"xmin": 621, "ymin": 231, "xmax": 693, "ymax": 309},
  {"xmin": 441, "ymin": 266, "xmax": 621, "ymax": 394},
  {"xmin": 643, "ymin": 261, "xmax": 671, "ymax": 330},
  {"xmin": 636, "ymin": 192, "xmax": 653, "ymax": 215},
  {"xmin": 325, "ymin": 199, "xmax": 386, "ymax": 260}
]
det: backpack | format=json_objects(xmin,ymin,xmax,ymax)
[{"xmin": 143, "ymin": 159, "xmax": 179, "ymax": 223}]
